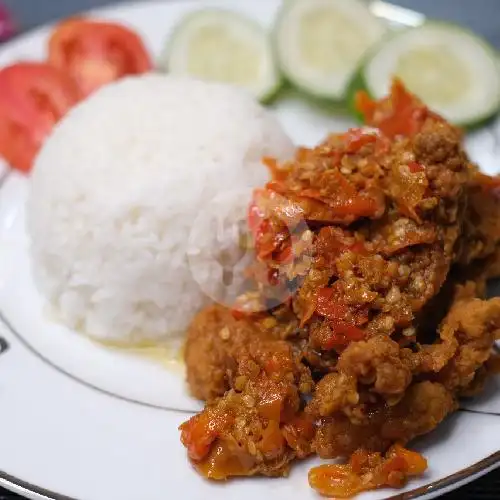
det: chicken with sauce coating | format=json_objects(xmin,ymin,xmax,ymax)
[{"xmin": 180, "ymin": 80, "xmax": 500, "ymax": 498}]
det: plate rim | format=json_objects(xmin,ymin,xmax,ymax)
[
  {"xmin": 0, "ymin": 0, "xmax": 498, "ymax": 499},
  {"xmin": 0, "ymin": 452, "xmax": 498, "ymax": 500}
]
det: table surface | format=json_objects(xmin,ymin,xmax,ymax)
[{"xmin": 0, "ymin": 0, "xmax": 499, "ymax": 499}]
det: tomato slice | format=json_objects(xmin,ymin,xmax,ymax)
[
  {"xmin": 0, "ymin": 62, "xmax": 81, "ymax": 173},
  {"xmin": 49, "ymin": 18, "xmax": 152, "ymax": 98}
]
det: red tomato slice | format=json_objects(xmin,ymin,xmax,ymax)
[
  {"xmin": 48, "ymin": 18, "xmax": 152, "ymax": 98},
  {"xmin": 0, "ymin": 62, "xmax": 81, "ymax": 173}
]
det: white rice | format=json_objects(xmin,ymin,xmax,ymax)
[{"xmin": 27, "ymin": 74, "xmax": 294, "ymax": 344}]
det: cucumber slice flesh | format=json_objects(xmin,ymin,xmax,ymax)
[
  {"xmin": 161, "ymin": 9, "xmax": 281, "ymax": 102},
  {"xmin": 275, "ymin": 0, "xmax": 387, "ymax": 100},
  {"xmin": 362, "ymin": 23, "xmax": 500, "ymax": 126}
]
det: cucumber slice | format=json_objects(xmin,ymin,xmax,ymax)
[
  {"xmin": 274, "ymin": 0, "xmax": 387, "ymax": 101},
  {"xmin": 356, "ymin": 22, "xmax": 500, "ymax": 127},
  {"xmin": 159, "ymin": 9, "xmax": 281, "ymax": 102}
]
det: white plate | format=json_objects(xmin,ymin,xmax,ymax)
[{"xmin": 0, "ymin": 1, "xmax": 499, "ymax": 499}]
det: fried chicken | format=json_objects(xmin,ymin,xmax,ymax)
[
  {"xmin": 181, "ymin": 313, "xmax": 314, "ymax": 478},
  {"xmin": 180, "ymin": 80, "xmax": 500, "ymax": 498},
  {"xmin": 247, "ymin": 83, "xmax": 472, "ymax": 375},
  {"xmin": 185, "ymin": 304, "xmax": 268, "ymax": 401},
  {"xmin": 185, "ymin": 304, "xmax": 304, "ymax": 401},
  {"xmin": 312, "ymin": 381, "xmax": 457, "ymax": 459},
  {"xmin": 458, "ymin": 172, "xmax": 500, "ymax": 268}
]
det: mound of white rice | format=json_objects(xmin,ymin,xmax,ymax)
[{"xmin": 27, "ymin": 74, "xmax": 294, "ymax": 344}]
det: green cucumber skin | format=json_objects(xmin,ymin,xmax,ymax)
[
  {"xmin": 460, "ymin": 112, "xmax": 500, "ymax": 133},
  {"xmin": 281, "ymin": 77, "xmax": 349, "ymax": 107},
  {"xmin": 274, "ymin": 79, "xmax": 352, "ymax": 116},
  {"xmin": 353, "ymin": 21, "xmax": 500, "ymax": 129},
  {"xmin": 259, "ymin": 77, "xmax": 285, "ymax": 105}
]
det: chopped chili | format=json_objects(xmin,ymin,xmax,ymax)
[
  {"xmin": 309, "ymin": 445, "xmax": 428, "ymax": 498},
  {"xmin": 315, "ymin": 287, "xmax": 366, "ymax": 348},
  {"xmin": 343, "ymin": 128, "xmax": 378, "ymax": 153},
  {"xmin": 179, "ymin": 410, "xmax": 233, "ymax": 462},
  {"xmin": 408, "ymin": 161, "xmax": 425, "ymax": 174},
  {"xmin": 356, "ymin": 79, "xmax": 442, "ymax": 139},
  {"xmin": 325, "ymin": 322, "xmax": 366, "ymax": 349}
]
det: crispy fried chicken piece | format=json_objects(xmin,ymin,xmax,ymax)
[
  {"xmin": 484, "ymin": 248, "xmax": 500, "ymax": 281},
  {"xmin": 414, "ymin": 265, "xmax": 491, "ymax": 343},
  {"xmin": 296, "ymin": 120, "xmax": 471, "ymax": 370},
  {"xmin": 458, "ymin": 172, "xmax": 500, "ymax": 276},
  {"xmin": 180, "ymin": 80, "xmax": 500, "ymax": 498},
  {"xmin": 435, "ymin": 299, "xmax": 500, "ymax": 393},
  {"xmin": 313, "ymin": 382, "xmax": 457, "ymax": 459},
  {"xmin": 307, "ymin": 337, "xmax": 413, "ymax": 425},
  {"xmin": 309, "ymin": 283, "xmax": 500, "ymax": 459},
  {"xmin": 337, "ymin": 337, "xmax": 412, "ymax": 401},
  {"xmin": 180, "ymin": 334, "xmax": 314, "ymax": 478},
  {"xmin": 410, "ymin": 285, "xmax": 500, "ymax": 391},
  {"xmin": 185, "ymin": 304, "xmax": 304, "ymax": 401},
  {"xmin": 248, "ymin": 83, "xmax": 471, "ymax": 371},
  {"xmin": 185, "ymin": 305, "xmax": 268, "ymax": 401}
]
